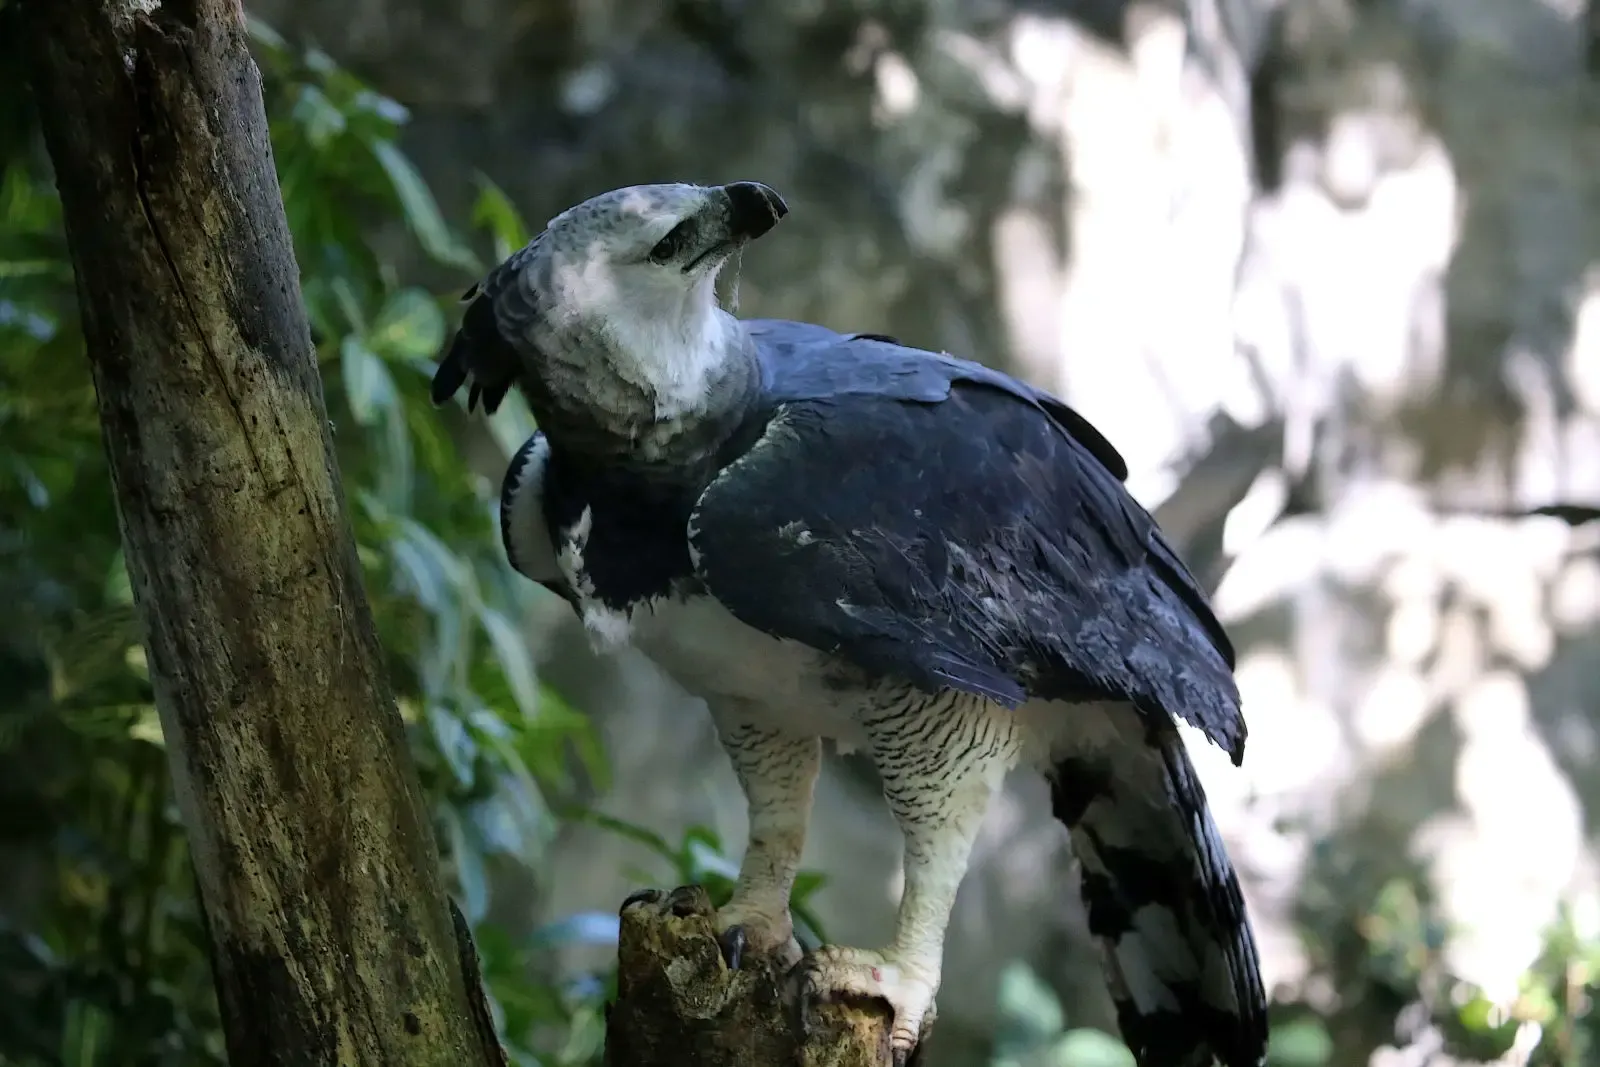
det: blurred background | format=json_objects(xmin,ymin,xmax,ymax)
[{"xmin": 3, "ymin": 0, "xmax": 1600, "ymax": 1064}]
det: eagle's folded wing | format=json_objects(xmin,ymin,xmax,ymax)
[{"xmin": 688, "ymin": 360, "xmax": 1247, "ymax": 763}]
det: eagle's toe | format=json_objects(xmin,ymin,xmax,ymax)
[
  {"xmin": 787, "ymin": 944, "xmax": 938, "ymax": 1062},
  {"xmin": 714, "ymin": 897, "xmax": 802, "ymax": 971}
]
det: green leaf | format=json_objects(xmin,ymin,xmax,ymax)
[
  {"xmin": 328, "ymin": 276, "xmax": 368, "ymax": 335},
  {"xmin": 1052, "ymin": 1029, "xmax": 1135, "ymax": 1067},
  {"xmin": 467, "ymin": 706, "xmax": 512, "ymax": 741},
  {"xmin": 576, "ymin": 810, "xmax": 677, "ymax": 866},
  {"xmin": 1440, "ymin": 987, "xmax": 1521, "ymax": 1061},
  {"xmin": 684, "ymin": 835, "xmax": 739, "ymax": 883},
  {"xmin": 340, "ymin": 335, "xmax": 396, "ymax": 427},
  {"xmin": 792, "ymin": 898, "xmax": 828, "ymax": 951},
  {"xmin": 368, "ymin": 287, "xmax": 446, "ymax": 363},
  {"xmin": 468, "ymin": 795, "xmax": 522, "ymax": 856},
  {"xmin": 427, "ymin": 705, "xmax": 477, "ymax": 789},
  {"xmin": 471, "ymin": 739, "xmax": 551, "ymax": 863},
  {"xmin": 243, "ymin": 14, "xmax": 290, "ymax": 54},
  {"xmin": 791, "ymin": 870, "xmax": 828, "ymax": 906},
  {"xmin": 997, "ymin": 961, "xmax": 1063, "ymax": 1038},
  {"xmin": 289, "ymin": 84, "xmax": 347, "ymax": 148},
  {"xmin": 472, "ymin": 174, "xmax": 531, "ymax": 262},
  {"xmin": 368, "ymin": 139, "xmax": 479, "ymax": 274},
  {"xmin": 61, "ymin": 997, "xmax": 108, "ymax": 1067},
  {"xmin": 388, "ymin": 530, "xmax": 449, "ymax": 613},
  {"xmin": 0, "ymin": 258, "xmax": 72, "ymax": 279},
  {"xmin": 477, "ymin": 605, "xmax": 540, "ymax": 720},
  {"xmin": 1266, "ymin": 1019, "xmax": 1333, "ymax": 1067},
  {"xmin": 442, "ymin": 808, "xmax": 490, "ymax": 924}
]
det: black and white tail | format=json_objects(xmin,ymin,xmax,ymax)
[{"xmin": 1049, "ymin": 721, "xmax": 1268, "ymax": 1067}]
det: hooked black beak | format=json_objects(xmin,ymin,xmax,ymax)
[{"xmin": 720, "ymin": 181, "xmax": 788, "ymax": 243}]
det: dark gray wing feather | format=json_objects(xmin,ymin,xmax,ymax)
[
  {"xmin": 432, "ymin": 236, "xmax": 545, "ymax": 413},
  {"xmin": 692, "ymin": 321, "xmax": 1245, "ymax": 762},
  {"xmin": 748, "ymin": 319, "xmax": 1134, "ymax": 482}
]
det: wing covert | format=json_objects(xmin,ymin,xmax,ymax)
[{"xmin": 688, "ymin": 381, "xmax": 1247, "ymax": 763}]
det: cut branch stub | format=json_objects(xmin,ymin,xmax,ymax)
[{"xmin": 604, "ymin": 886, "xmax": 894, "ymax": 1067}]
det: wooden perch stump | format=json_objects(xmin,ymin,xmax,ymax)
[{"xmin": 605, "ymin": 887, "xmax": 895, "ymax": 1067}]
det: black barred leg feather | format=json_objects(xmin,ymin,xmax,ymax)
[
  {"xmin": 1050, "ymin": 714, "xmax": 1268, "ymax": 1067},
  {"xmin": 789, "ymin": 692, "xmax": 1022, "ymax": 1064},
  {"xmin": 614, "ymin": 716, "xmax": 818, "ymax": 975},
  {"xmin": 707, "ymin": 712, "xmax": 820, "ymax": 972}
]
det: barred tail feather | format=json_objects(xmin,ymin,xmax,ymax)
[{"xmin": 1049, "ymin": 721, "xmax": 1267, "ymax": 1067}]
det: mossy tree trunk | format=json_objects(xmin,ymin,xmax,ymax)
[{"xmin": 20, "ymin": 1, "xmax": 504, "ymax": 1063}]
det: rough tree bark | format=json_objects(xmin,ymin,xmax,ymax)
[
  {"xmin": 604, "ymin": 887, "xmax": 899, "ymax": 1067},
  {"xmin": 21, "ymin": 1, "xmax": 504, "ymax": 1064}
]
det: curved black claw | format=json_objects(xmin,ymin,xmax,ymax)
[
  {"xmin": 663, "ymin": 884, "xmax": 705, "ymax": 917},
  {"xmin": 904, "ymin": 1004, "xmax": 937, "ymax": 1067},
  {"xmin": 787, "ymin": 955, "xmax": 828, "ymax": 1041},
  {"xmin": 620, "ymin": 884, "xmax": 712, "ymax": 921},
  {"xmin": 619, "ymin": 887, "xmax": 664, "ymax": 914},
  {"xmin": 887, "ymin": 1029, "xmax": 933, "ymax": 1066},
  {"xmin": 901, "ymin": 1040, "xmax": 931, "ymax": 1067},
  {"xmin": 717, "ymin": 925, "xmax": 749, "ymax": 970}
]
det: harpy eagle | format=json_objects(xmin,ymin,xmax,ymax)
[{"xmin": 431, "ymin": 181, "xmax": 1268, "ymax": 1067}]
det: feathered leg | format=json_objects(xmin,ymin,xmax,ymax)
[
  {"xmin": 708, "ymin": 709, "xmax": 821, "ymax": 970},
  {"xmin": 792, "ymin": 691, "xmax": 1023, "ymax": 1065}
]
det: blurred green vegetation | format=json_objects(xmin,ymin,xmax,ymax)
[{"xmin": 0, "ymin": 8, "xmax": 1597, "ymax": 1067}]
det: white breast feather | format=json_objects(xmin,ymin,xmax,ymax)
[
  {"xmin": 630, "ymin": 596, "xmax": 869, "ymax": 750},
  {"xmin": 504, "ymin": 436, "xmax": 560, "ymax": 584}
]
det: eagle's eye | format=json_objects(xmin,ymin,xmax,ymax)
[{"xmin": 648, "ymin": 223, "xmax": 690, "ymax": 264}]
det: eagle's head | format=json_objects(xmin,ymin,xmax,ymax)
[
  {"xmin": 541, "ymin": 181, "xmax": 787, "ymax": 305},
  {"xmin": 435, "ymin": 181, "xmax": 787, "ymax": 459},
  {"xmin": 542, "ymin": 181, "xmax": 786, "ymax": 412},
  {"xmin": 457, "ymin": 181, "xmax": 786, "ymax": 452}
]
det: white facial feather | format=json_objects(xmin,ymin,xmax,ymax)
[
  {"xmin": 555, "ymin": 505, "xmax": 595, "ymax": 596},
  {"xmin": 542, "ymin": 200, "xmax": 744, "ymax": 421}
]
